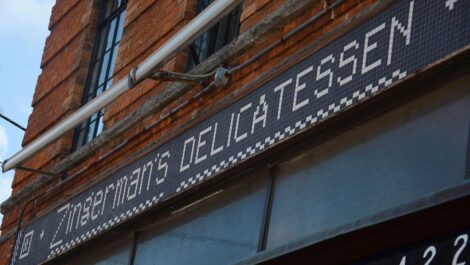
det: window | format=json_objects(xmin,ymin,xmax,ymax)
[
  {"xmin": 187, "ymin": 0, "xmax": 242, "ymax": 70},
  {"xmin": 61, "ymin": 232, "xmax": 132, "ymax": 265},
  {"xmin": 60, "ymin": 170, "xmax": 269, "ymax": 265},
  {"xmin": 133, "ymin": 172, "xmax": 268, "ymax": 265},
  {"xmin": 72, "ymin": 0, "xmax": 127, "ymax": 151}
]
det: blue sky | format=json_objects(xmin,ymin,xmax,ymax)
[{"xmin": 0, "ymin": 0, "xmax": 55, "ymax": 222}]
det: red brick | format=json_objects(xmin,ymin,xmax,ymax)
[{"xmin": 0, "ymin": 1, "xmax": 380, "ymax": 264}]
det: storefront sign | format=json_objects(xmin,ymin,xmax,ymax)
[
  {"xmin": 355, "ymin": 229, "xmax": 470, "ymax": 265},
  {"xmin": 11, "ymin": 0, "xmax": 470, "ymax": 264}
]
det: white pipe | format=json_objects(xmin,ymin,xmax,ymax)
[{"xmin": 2, "ymin": 0, "xmax": 242, "ymax": 173}]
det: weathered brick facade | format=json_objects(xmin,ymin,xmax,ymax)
[
  {"xmin": 2, "ymin": 0, "xmax": 469, "ymax": 264},
  {"xmin": 0, "ymin": 1, "xmax": 377, "ymax": 262}
]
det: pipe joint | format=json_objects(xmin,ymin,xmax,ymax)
[
  {"xmin": 214, "ymin": 67, "xmax": 231, "ymax": 87},
  {"xmin": 128, "ymin": 66, "xmax": 139, "ymax": 89}
]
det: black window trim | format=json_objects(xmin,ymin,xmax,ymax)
[
  {"xmin": 72, "ymin": 0, "xmax": 127, "ymax": 151},
  {"xmin": 187, "ymin": 0, "xmax": 242, "ymax": 70}
]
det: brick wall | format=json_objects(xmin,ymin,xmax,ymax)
[{"xmin": 0, "ymin": 0, "xmax": 377, "ymax": 263}]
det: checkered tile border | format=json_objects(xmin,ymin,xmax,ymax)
[
  {"xmin": 47, "ymin": 193, "xmax": 163, "ymax": 259},
  {"xmin": 177, "ymin": 70, "xmax": 407, "ymax": 192}
]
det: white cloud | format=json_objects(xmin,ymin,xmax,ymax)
[{"xmin": 0, "ymin": 0, "xmax": 55, "ymax": 40}]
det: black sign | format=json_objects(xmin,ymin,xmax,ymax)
[
  {"xmin": 354, "ymin": 230, "xmax": 470, "ymax": 265},
  {"xmin": 10, "ymin": 0, "xmax": 470, "ymax": 264}
]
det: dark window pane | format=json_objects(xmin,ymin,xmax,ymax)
[
  {"xmin": 198, "ymin": 32, "xmax": 210, "ymax": 59},
  {"xmin": 111, "ymin": 0, "xmax": 118, "ymax": 13},
  {"xmin": 73, "ymin": 126, "xmax": 86, "ymax": 151},
  {"xmin": 72, "ymin": 0, "xmax": 127, "ymax": 152},
  {"xmin": 64, "ymin": 233, "xmax": 132, "ymax": 265},
  {"xmin": 104, "ymin": 0, "xmax": 115, "ymax": 18},
  {"xmin": 197, "ymin": 0, "xmax": 211, "ymax": 11},
  {"xmin": 86, "ymin": 59, "xmax": 102, "ymax": 100},
  {"xmin": 90, "ymin": 58, "xmax": 102, "ymax": 77},
  {"xmin": 133, "ymin": 172, "xmax": 268, "ymax": 265},
  {"xmin": 266, "ymin": 75, "xmax": 470, "ymax": 249},
  {"xmin": 187, "ymin": 1, "xmax": 241, "ymax": 70}
]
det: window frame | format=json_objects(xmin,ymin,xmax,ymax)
[
  {"xmin": 187, "ymin": 0, "xmax": 242, "ymax": 70},
  {"xmin": 72, "ymin": 0, "xmax": 127, "ymax": 151}
]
